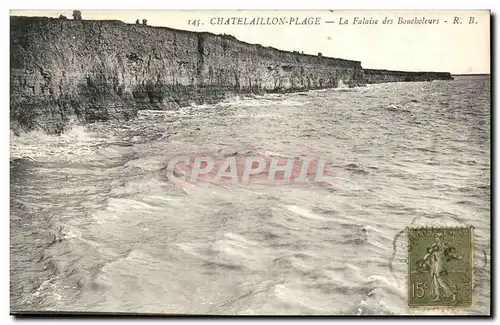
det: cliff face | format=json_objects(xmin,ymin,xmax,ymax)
[
  {"xmin": 11, "ymin": 16, "xmax": 365, "ymax": 133},
  {"xmin": 11, "ymin": 16, "xmax": 454, "ymax": 134},
  {"xmin": 364, "ymin": 69, "xmax": 454, "ymax": 84}
]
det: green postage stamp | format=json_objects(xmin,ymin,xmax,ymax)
[{"xmin": 407, "ymin": 227, "xmax": 474, "ymax": 307}]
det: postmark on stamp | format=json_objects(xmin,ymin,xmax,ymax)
[{"xmin": 407, "ymin": 226, "xmax": 473, "ymax": 307}]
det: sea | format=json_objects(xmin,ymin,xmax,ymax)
[{"xmin": 10, "ymin": 76, "xmax": 491, "ymax": 315}]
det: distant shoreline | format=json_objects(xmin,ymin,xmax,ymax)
[{"xmin": 452, "ymin": 73, "xmax": 490, "ymax": 77}]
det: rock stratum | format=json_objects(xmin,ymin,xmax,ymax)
[
  {"xmin": 363, "ymin": 69, "xmax": 453, "ymax": 84},
  {"xmin": 10, "ymin": 16, "xmax": 454, "ymax": 134}
]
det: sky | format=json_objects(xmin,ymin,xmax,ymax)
[{"xmin": 10, "ymin": 10, "xmax": 491, "ymax": 74}]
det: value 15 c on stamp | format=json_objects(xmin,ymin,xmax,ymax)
[{"xmin": 407, "ymin": 226, "xmax": 473, "ymax": 307}]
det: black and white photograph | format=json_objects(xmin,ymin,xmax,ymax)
[{"xmin": 9, "ymin": 9, "xmax": 491, "ymax": 316}]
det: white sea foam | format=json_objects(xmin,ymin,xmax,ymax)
[{"xmin": 10, "ymin": 77, "xmax": 491, "ymax": 315}]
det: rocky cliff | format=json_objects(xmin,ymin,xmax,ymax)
[
  {"xmin": 10, "ymin": 16, "xmax": 365, "ymax": 133},
  {"xmin": 10, "ymin": 16, "xmax": 453, "ymax": 134},
  {"xmin": 363, "ymin": 69, "xmax": 454, "ymax": 84}
]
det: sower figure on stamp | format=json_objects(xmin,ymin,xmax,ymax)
[{"xmin": 417, "ymin": 232, "xmax": 463, "ymax": 302}]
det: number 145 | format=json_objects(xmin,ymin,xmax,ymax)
[{"xmin": 188, "ymin": 19, "xmax": 201, "ymax": 26}]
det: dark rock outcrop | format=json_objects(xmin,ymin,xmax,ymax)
[
  {"xmin": 364, "ymin": 69, "xmax": 453, "ymax": 84},
  {"xmin": 10, "ymin": 16, "xmax": 453, "ymax": 134},
  {"xmin": 10, "ymin": 16, "xmax": 366, "ymax": 133}
]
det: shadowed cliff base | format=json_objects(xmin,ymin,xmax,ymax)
[{"xmin": 10, "ymin": 16, "xmax": 453, "ymax": 134}]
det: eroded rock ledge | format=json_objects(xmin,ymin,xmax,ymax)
[
  {"xmin": 364, "ymin": 69, "xmax": 453, "ymax": 84},
  {"xmin": 10, "ymin": 16, "xmax": 453, "ymax": 134}
]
